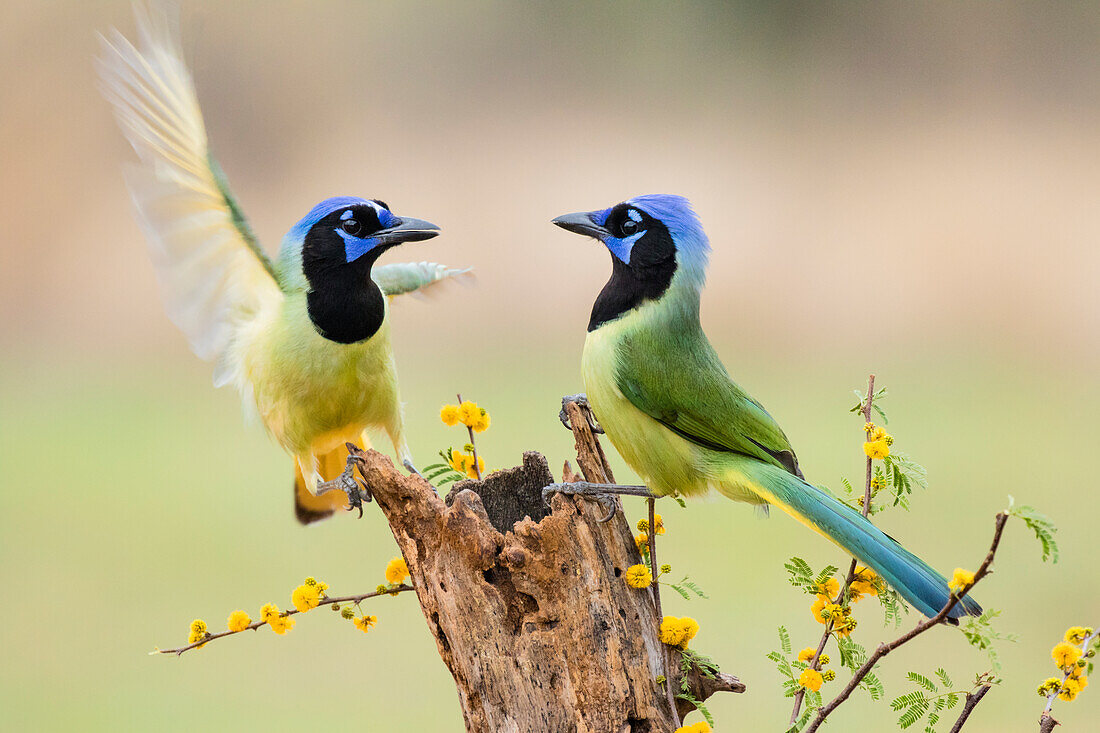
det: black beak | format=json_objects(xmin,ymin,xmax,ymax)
[
  {"xmin": 374, "ymin": 217, "xmax": 440, "ymax": 246},
  {"xmin": 551, "ymin": 211, "xmax": 608, "ymax": 240}
]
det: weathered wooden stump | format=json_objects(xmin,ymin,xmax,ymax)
[{"xmin": 348, "ymin": 404, "xmax": 742, "ymax": 733}]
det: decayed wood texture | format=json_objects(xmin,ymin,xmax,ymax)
[{"xmin": 347, "ymin": 405, "xmax": 742, "ymax": 733}]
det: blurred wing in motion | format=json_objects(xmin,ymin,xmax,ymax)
[
  {"xmin": 373, "ymin": 262, "xmax": 474, "ymax": 299},
  {"xmin": 97, "ymin": 3, "xmax": 281, "ymax": 381}
]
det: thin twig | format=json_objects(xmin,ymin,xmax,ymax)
[
  {"xmin": 457, "ymin": 393, "xmax": 482, "ymax": 480},
  {"xmin": 153, "ymin": 585, "xmax": 415, "ymax": 656},
  {"xmin": 790, "ymin": 374, "xmax": 876, "ymax": 724},
  {"xmin": 648, "ymin": 497, "xmax": 681, "ymax": 729},
  {"xmin": 948, "ymin": 682, "xmax": 993, "ymax": 733},
  {"xmin": 803, "ymin": 512, "xmax": 1009, "ymax": 733}
]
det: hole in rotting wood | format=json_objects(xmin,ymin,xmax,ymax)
[
  {"xmin": 439, "ymin": 579, "xmax": 447, "ymax": 592},
  {"xmin": 430, "ymin": 611, "xmax": 451, "ymax": 654},
  {"xmin": 613, "ymin": 566, "xmax": 622, "ymax": 577}
]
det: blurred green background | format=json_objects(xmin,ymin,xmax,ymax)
[{"xmin": 2, "ymin": 1, "xmax": 1098, "ymax": 730}]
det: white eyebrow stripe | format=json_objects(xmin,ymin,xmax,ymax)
[
  {"xmin": 340, "ymin": 209, "xmax": 355, "ymax": 220},
  {"xmin": 627, "ymin": 208, "xmax": 643, "ymax": 223}
]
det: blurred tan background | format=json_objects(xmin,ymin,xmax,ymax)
[{"xmin": 2, "ymin": 1, "xmax": 1098, "ymax": 730}]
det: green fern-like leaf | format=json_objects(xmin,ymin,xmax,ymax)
[
  {"xmin": 1006, "ymin": 497, "xmax": 1059, "ymax": 563},
  {"xmin": 898, "ymin": 698, "xmax": 929, "ymax": 729},
  {"xmin": 778, "ymin": 626, "xmax": 792, "ymax": 656},
  {"xmin": 907, "ymin": 672, "xmax": 937, "ymax": 693},
  {"xmin": 934, "ymin": 668, "xmax": 953, "ymax": 689}
]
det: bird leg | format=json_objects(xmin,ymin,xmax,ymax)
[
  {"xmin": 542, "ymin": 481, "xmax": 656, "ymax": 522},
  {"xmin": 558, "ymin": 393, "xmax": 604, "ymax": 433},
  {"xmin": 316, "ymin": 455, "xmax": 372, "ymax": 518}
]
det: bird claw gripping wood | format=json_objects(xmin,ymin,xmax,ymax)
[
  {"xmin": 559, "ymin": 394, "xmax": 604, "ymax": 433},
  {"xmin": 542, "ymin": 483, "xmax": 620, "ymax": 522}
]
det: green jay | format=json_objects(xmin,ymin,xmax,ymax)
[
  {"xmin": 98, "ymin": 4, "xmax": 468, "ymax": 523},
  {"xmin": 550, "ymin": 194, "xmax": 980, "ymax": 620}
]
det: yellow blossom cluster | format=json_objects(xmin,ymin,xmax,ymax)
[
  {"xmin": 353, "ymin": 614, "xmax": 378, "ymax": 634},
  {"xmin": 385, "ymin": 556, "xmax": 410, "ymax": 585},
  {"xmin": 659, "ymin": 616, "xmax": 700, "ymax": 648},
  {"xmin": 447, "ymin": 448, "xmax": 486, "ymax": 480},
  {"xmin": 1039, "ymin": 626, "xmax": 1095, "ymax": 702},
  {"xmin": 796, "ymin": 646, "xmax": 836, "ymax": 692},
  {"xmin": 863, "ymin": 423, "xmax": 892, "ymax": 460},
  {"xmin": 188, "ymin": 618, "xmax": 208, "ymax": 648},
  {"xmin": 291, "ymin": 576, "xmax": 328, "ymax": 613},
  {"xmin": 674, "ymin": 722, "xmax": 711, "ymax": 733},
  {"xmin": 948, "ymin": 568, "xmax": 975, "ymax": 595},
  {"xmin": 637, "ymin": 515, "xmax": 665, "ymax": 536},
  {"xmin": 227, "ymin": 610, "xmax": 251, "ymax": 632},
  {"xmin": 261, "ymin": 603, "xmax": 295, "ymax": 635},
  {"xmin": 848, "ymin": 567, "xmax": 880, "ymax": 602},
  {"xmin": 440, "ymin": 401, "xmax": 491, "ymax": 432},
  {"xmin": 810, "ymin": 595, "xmax": 857, "ymax": 637},
  {"xmin": 624, "ymin": 564, "xmax": 653, "ymax": 589}
]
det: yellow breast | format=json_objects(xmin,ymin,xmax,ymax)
[{"xmin": 581, "ymin": 318, "xmax": 708, "ymax": 497}]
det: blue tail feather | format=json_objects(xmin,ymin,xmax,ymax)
[{"xmin": 752, "ymin": 466, "xmax": 982, "ymax": 620}]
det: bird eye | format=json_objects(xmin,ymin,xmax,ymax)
[
  {"xmin": 341, "ymin": 218, "xmax": 362, "ymax": 236},
  {"xmin": 620, "ymin": 219, "xmax": 638, "ymax": 236}
]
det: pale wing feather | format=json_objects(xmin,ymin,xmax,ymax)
[
  {"xmin": 97, "ymin": 4, "xmax": 280, "ymax": 374},
  {"xmin": 373, "ymin": 262, "xmax": 473, "ymax": 299}
]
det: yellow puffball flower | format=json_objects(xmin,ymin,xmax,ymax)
[
  {"xmin": 863, "ymin": 440, "xmax": 890, "ymax": 460},
  {"xmin": 448, "ymin": 449, "xmax": 468, "ymax": 474},
  {"xmin": 677, "ymin": 617, "xmax": 700, "ymax": 647},
  {"xmin": 471, "ymin": 409, "xmax": 491, "ymax": 433},
  {"xmin": 871, "ymin": 427, "xmax": 888, "ymax": 441},
  {"xmin": 810, "ymin": 596, "xmax": 829, "ymax": 624},
  {"xmin": 637, "ymin": 518, "xmax": 650, "ymax": 533},
  {"xmin": 653, "ymin": 514, "xmax": 665, "ymax": 535},
  {"xmin": 634, "ymin": 533, "xmax": 649, "ymax": 554},
  {"xmin": 833, "ymin": 614, "xmax": 857, "ymax": 638},
  {"xmin": 1059, "ymin": 676, "xmax": 1083, "ymax": 701},
  {"xmin": 464, "ymin": 456, "xmax": 485, "ymax": 480},
  {"xmin": 354, "ymin": 614, "xmax": 377, "ymax": 633},
  {"xmin": 291, "ymin": 584, "xmax": 321, "ymax": 613},
  {"xmin": 799, "ymin": 668, "xmax": 824, "ymax": 692},
  {"xmin": 268, "ymin": 614, "xmax": 295, "ymax": 636},
  {"xmin": 187, "ymin": 619, "xmax": 208, "ymax": 648},
  {"xmin": 1038, "ymin": 677, "xmax": 1062, "ymax": 696},
  {"xmin": 659, "ymin": 616, "xmax": 688, "ymax": 646},
  {"xmin": 440, "ymin": 404, "xmax": 460, "ymax": 426},
  {"xmin": 798, "ymin": 647, "xmax": 817, "ymax": 663},
  {"xmin": 819, "ymin": 654, "xmax": 830, "ymax": 666},
  {"xmin": 1066, "ymin": 626, "xmax": 1092, "ymax": 644},
  {"xmin": 385, "ymin": 556, "xmax": 410, "ymax": 585},
  {"xmin": 457, "ymin": 401, "xmax": 479, "ymax": 427},
  {"xmin": 822, "ymin": 669, "xmax": 837, "ymax": 682},
  {"xmin": 624, "ymin": 564, "xmax": 653, "ymax": 589},
  {"xmin": 1053, "ymin": 642, "xmax": 1083, "ymax": 669},
  {"xmin": 948, "ymin": 568, "xmax": 975, "ymax": 594},
  {"xmin": 863, "ymin": 422, "xmax": 876, "ymax": 434},
  {"xmin": 227, "ymin": 610, "xmax": 251, "ymax": 632},
  {"xmin": 814, "ymin": 577, "xmax": 840, "ymax": 599}
]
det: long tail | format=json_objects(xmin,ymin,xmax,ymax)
[{"xmin": 746, "ymin": 464, "xmax": 982, "ymax": 620}]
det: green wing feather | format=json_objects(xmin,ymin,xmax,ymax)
[
  {"xmin": 373, "ymin": 262, "xmax": 472, "ymax": 297},
  {"xmin": 614, "ymin": 324, "xmax": 802, "ymax": 476}
]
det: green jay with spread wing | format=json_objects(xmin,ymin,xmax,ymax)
[
  {"xmin": 551, "ymin": 194, "xmax": 980, "ymax": 620},
  {"xmin": 99, "ymin": 4, "xmax": 469, "ymax": 523}
]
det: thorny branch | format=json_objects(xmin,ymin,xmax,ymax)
[
  {"xmin": 790, "ymin": 374, "xmax": 876, "ymax": 725},
  {"xmin": 154, "ymin": 585, "xmax": 415, "ymax": 656},
  {"xmin": 803, "ymin": 512, "xmax": 1010, "ymax": 733}
]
